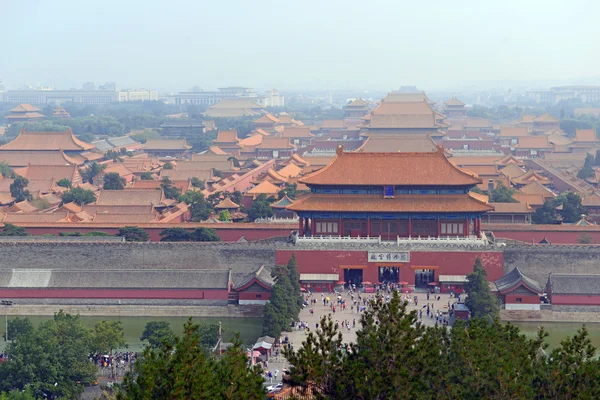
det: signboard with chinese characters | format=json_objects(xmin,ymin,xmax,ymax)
[{"xmin": 368, "ymin": 251, "xmax": 410, "ymax": 263}]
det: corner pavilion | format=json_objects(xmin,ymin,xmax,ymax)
[{"xmin": 287, "ymin": 146, "xmax": 493, "ymax": 240}]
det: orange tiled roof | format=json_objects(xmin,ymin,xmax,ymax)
[
  {"xmin": 9, "ymin": 104, "xmax": 41, "ymax": 113},
  {"xmin": 0, "ymin": 150, "xmax": 82, "ymax": 167},
  {"xmin": 214, "ymin": 197, "xmax": 240, "ymax": 209},
  {"xmin": 513, "ymin": 193, "xmax": 546, "ymax": 206},
  {"xmin": 383, "ymin": 93, "xmax": 433, "ymax": 104},
  {"xmin": 144, "ymin": 139, "xmax": 191, "ymax": 150},
  {"xmin": 449, "ymin": 155, "xmax": 504, "ymax": 167},
  {"xmin": 95, "ymin": 189, "xmax": 164, "ymax": 206},
  {"xmin": 132, "ymin": 179, "xmax": 191, "ymax": 192},
  {"xmin": 214, "ymin": 130, "xmax": 240, "ymax": 143},
  {"xmin": 287, "ymin": 193, "xmax": 493, "ymax": 213},
  {"xmin": 444, "ymin": 97, "xmax": 465, "ymax": 107},
  {"xmin": 6, "ymin": 112, "xmax": 45, "ymax": 120},
  {"xmin": 0, "ymin": 129, "xmax": 94, "ymax": 151},
  {"xmin": 239, "ymin": 134, "xmax": 263, "ymax": 147},
  {"xmin": 347, "ymin": 98, "xmax": 369, "ymax": 107},
  {"xmin": 512, "ymin": 170, "xmax": 550, "ymax": 185},
  {"xmin": 13, "ymin": 164, "xmax": 78, "ymax": 181},
  {"xmin": 518, "ymin": 180, "xmax": 555, "ymax": 195},
  {"xmin": 464, "ymin": 165, "xmax": 500, "ymax": 177},
  {"xmin": 281, "ymin": 127, "xmax": 313, "ymax": 138},
  {"xmin": 321, "ymin": 120, "xmax": 346, "ymax": 129},
  {"xmin": 515, "ymin": 136, "xmax": 553, "ymax": 149},
  {"xmin": 488, "ymin": 202, "xmax": 532, "ymax": 214},
  {"xmin": 499, "ymin": 126, "xmax": 530, "ymax": 137},
  {"xmin": 247, "ymin": 180, "xmax": 281, "ymax": 195},
  {"xmin": 207, "ymin": 146, "xmax": 228, "ymax": 155},
  {"xmin": 520, "ymin": 115, "xmax": 536, "ymax": 124},
  {"xmin": 300, "ymin": 148, "xmax": 481, "ymax": 187},
  {"xmin": 499, "ymin": 164, "xmax": 526, "ymax": 179},
  {"xmin": 356, "ymin": 135, "xmax": 438, "ymax": 153},
  {"xmin": 277, "ymin": 163, "xmax": 303, "ymax": 178},
  {"xmin": 534, "ymin": 113, "xmax": 559, "ymax": 123},
  {"xmin": 254, "ymin": 114, "xmax": 279, "ymax": 124},
  {"xmin": 574, "ymin": 129, "xmax": 598, "ymax": 143},
  {"xmin": 258, "ymin": 137, "xmax": 295, "ymax": 149}
]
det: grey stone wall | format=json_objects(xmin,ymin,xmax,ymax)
[
  {"xmin": 0, "ymin": 242, "xmax": 277, "ymax": 273},
  {"xmin": 503, "ymin": 245, "xmax": 600, "ymax": 286}
]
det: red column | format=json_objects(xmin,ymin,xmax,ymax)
[
  {"xmin": 463, "ymin": 219, "xmax": 468, "ymax": 237},
  {"xmin": 367, "ymin": 217, "xmax": 371, "ymax": 237},
  {"xmin": 476, "ymin": 218, "xmax": 481, "ymax": 238},
  {"xmin": 299, "ymin": 217, "xmax": 304, "ymax": 236},
  {"xmin": 408, "ymin": 218, "xmax": 412, "ymax": 237},
  {"xmin": 311, "ymin": 218, "xmax": 316, "ymax": 236},
  {"xmin": 437, "ymin": 219, "xmax": 441, "ymax": 238},
  {"xmin": 338, "ymin": 217, "xmax": 343, "ymax": 236}
]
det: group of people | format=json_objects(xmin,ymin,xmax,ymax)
[{"xmin": 90, "ymin": 352, "xmax": 138, "ymax": 378}]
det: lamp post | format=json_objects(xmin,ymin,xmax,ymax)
[{"xmin": 1, "ymin": 300, "xmax": 13, "ymax": 343}]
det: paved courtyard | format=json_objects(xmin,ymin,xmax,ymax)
[{"xmin": 262, "ymin": 289, "xmax": 463, "ymax": 386}]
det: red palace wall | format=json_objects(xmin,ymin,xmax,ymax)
[
  {"xmin": 238, "ymin": 292, "xmax": 271, "ymax": 301},
  {"xmin": 21, "ymin": 226, "xmax": 293, "ymax": 242},
  {"xmin": 505, "ymin": 294, "xmax": 539, "ymax": 304},
  {"xmin": 0, "ymin": 288, "xmax": 229, "ymax": 300},
  {"xmin": 276, "ymin": 249, "xmax": 504, "ymax": 285},
  {"xmin": 488, "ymin": 229, "xmax": 600, "ymax": 245},
  {"xmin": 550, "ymin": 295, "xmax": 600, "ymax": 306}
]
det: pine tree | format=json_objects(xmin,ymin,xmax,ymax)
[{"xmin": 464, "ymin": 257, "xmax": 500, "ymax": 321}]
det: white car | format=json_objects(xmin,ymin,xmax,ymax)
[{"xmin": 267, "ymin": 383, "xmax": 283, "ymax": 392}]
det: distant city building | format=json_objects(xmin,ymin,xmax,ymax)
[
  {"xmin": 82, "ymin": 82, "xmax": 96, "ymax": 91},
  {"xmin": 527, "ymin": 86, "xmax": 600, "ymax": 105},
  {"xmin": 169, "ymin": 86, "xmax": 274, "ymax": 107},
  {"xmin": 118, "ymin": 89, "xmax": 158, "ymax": 102},
  {"xmin": 0, "ymin": 80, "xmax": 5, "ymax": 93},
  {"xmin": 2, "ymin": 86, "xmax": 158, "ymax": 105},
  {"xmin": 2, "ymin": 89, "xmax": 118, "ymax": 105},
  {"xmin": 99, "ymin": 81, "xmax": 116, "ymax": 91},
  {"xmin": 262, "ymin": 89, "xmax": 284, "ymax": 107}
]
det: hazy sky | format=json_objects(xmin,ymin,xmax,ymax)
[{"xmin": 2, "ymin": 0, "xmax": 600, "ymax": 92}]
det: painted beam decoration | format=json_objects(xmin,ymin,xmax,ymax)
[{"xmin": 368, "ymin": 251, "xmax": 410, "ymax": 262}]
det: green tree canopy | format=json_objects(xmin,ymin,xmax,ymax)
[
  {"xmin": 119, "ymin": 319, "xmax": 264, "ymax": 399},
  {"xmin": 0, "ymin": 224, "xmax": 28, "ymax": 237},
  {"xmin": 191, "ymin": 177, "xmax": 206, "ymax": 190},
  {"xmin": 488, "ymin": 182, "xmax": 518, "ymax": 203},
  {"xmin": 247, "ymin": 194, "xmax": 274, "ymax": 221},
  {"xmin": 117, "ymin": 226, "xmax": 150, "ymax": 242},
  {"xmin": 9, "ymin": 176, "xmax": 31, "ymax": 202},
  {"xmin": 160, "ymin": 177, "xmax": 181, "ymax": 200},
  {"xmin": 218, "ymin": 210, "xmax": 231, "ymax": 221},
  {"xmin": 61, "ymin": 187, "xmax": 96, "ymax": 205},
  {"xmin": 163, "ymin": 162, "xmax": 174, "ymax": 170},
  {"xmin": 0, "ymin": 162, "xmax": 12, "ymax": 178},
  {"xmin": 140, "ymin": 321, "xmax": 175, "ymax": 348},
  {"xmin": 283, "ymin": 290, "xmax": 600, "ymax": 399},
  {"xmin": 5, "ymin": 318, "xmax": 33, "ymax": 342},
  {"xmin": 0, "ymin": 311, "xmax": 98, "ymax": 399},
  {"xmin": 93, "ymin": 320, "xmax": 127, "ymax": 354},
  {"xmin": 103, "ymin": 172, "xmax": 126, "ymax": 190},
  {"xmin": 56, "ymin": 178, "xmax": 72, "ymax": 188},
  {"xmin": 191, "ymin": 227, "xmax": 220, "ymax": 242},
  {"xmin": 159, "ymin": 228, "xmax": 192, "ymax": 242},
  {"xmin": 465, "ymin": 257, "xmax": 500, "ymax": 321},
  {"xmin": 180, "ymin": 190, "xmax": 214, "ymax": 222},
  {"xmin": 81, "ymin": 162, "xmax": 105, "ymax": 184},
  {"xmin": 532, "ymin": 199, "xmax": 561, "ymax": 224},
  {"xmin": 139, "ymin": 172, "xmax": 153, "ymax": 180},
  {"xmin": 557, "ymin": 192, "xmax": 586, "ymax": 223}
]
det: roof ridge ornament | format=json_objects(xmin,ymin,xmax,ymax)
[{"xmin": 336, "ymin": 144, "xmax": 345, "ymax": 155}]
